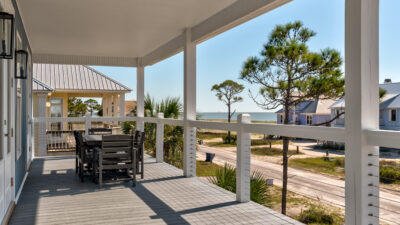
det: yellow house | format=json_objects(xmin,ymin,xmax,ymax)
[{"xmin": 32, "ymin": 63, "xmax": 132, "ymax": 155}]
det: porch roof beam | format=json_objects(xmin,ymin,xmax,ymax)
[
  {"xmin": 32, "ymin": 54, "xmax": 138, "ymax": 67},
  {"xmin": 142, "ymin": 0, "xmax": 291, "ymax": 66}
]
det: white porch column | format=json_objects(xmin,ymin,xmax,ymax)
[
  {"xmin": 120, "ymin": 93, "xmax": 125, "ymax": 117},
  {"xmin": 136, "ymin": 59, "xmax": 145, "ymax": 132},
  {"xmin": 85, "ymin": 113, "xmax": 92, "ymax": 135},
  {"xmin": 345, "ymin": 0, "xmax": 379, "ymax": 224},
  {"xmin": 236, "ymin": 114, "xmax": 251, "ymax": 202},
  {"xmin": 183, "ymin": 28, "xmax": 197, "ymax": 177},
  {"xmin": 37, "ymin": 94, "xmax": 47, "ymax": 156},
  {"xmin": 156, "ymin": 113, "xmax": 164, "ymax": 163}
]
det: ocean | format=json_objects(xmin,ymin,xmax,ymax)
[{"xmin": 197, "ymin": 112, "xmax": 276, "ymax": 122}]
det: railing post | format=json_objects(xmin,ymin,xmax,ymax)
[
  {"xmin": 37, "ymin": 94, "xmax": 47, "ymax": 156},
  {"xmin": 156, "ymin": 113, "xmax": 164, "ymax": 163},
  {"xmin": 183, "ymin": 28, "xmax": 197, "ymax": 177},
  {"xmin": 85, "ymin": 113, "xmax": 92, "ymax": 134},
  {"xmin": 136, "ymin": 59, "xmax": 145, "ymax": 132},
  {"xmin": 345, "ymin": 0, "xmax": 379, "ymax": 224},
  {"xmin": 236, "ymin": 114, "xmax": 251, "ymax": 202}
]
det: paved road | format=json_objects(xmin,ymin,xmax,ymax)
[{"xmin": 197, "ymin": 145, "xmax": 400, "ymax": 225}]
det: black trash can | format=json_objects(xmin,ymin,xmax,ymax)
[{"xmin": 205, "ymin": 153, "xmax": 215, "ymax": 163}]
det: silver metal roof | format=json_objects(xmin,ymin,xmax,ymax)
[{"xmin": 33, "ymin": 64, "xmax": 132, "ymax": 92}]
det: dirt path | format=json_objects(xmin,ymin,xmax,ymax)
[{"xmin": 197, "ymin": 144, "xmax": 400, "ymax": 225}]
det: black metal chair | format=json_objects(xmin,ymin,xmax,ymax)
[
  {"xmin": 88, "ymin": 128, "xmax": 112, "ymax": 135},
  {"xmin": 73, "ymin": 131, "xmax": 81, "ymax": 174},
  {"xmin": 134, "ymin": 130, "xmax": 145, "ymax": 179},
  {"xmin": 74, "ymin": 131, "xmax": 93, "ymax": 182},
  {"xmin": 94, "ymin": 135, "xmax": 136, "ymax": 188}
]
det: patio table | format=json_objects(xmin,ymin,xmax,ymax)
[{"xmin": 83, "ymin": 135, "xmax": 102, "ymax": 147}]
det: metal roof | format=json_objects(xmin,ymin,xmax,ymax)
[
  {"xmin": 275, "ymin": 99, "xmax": 335, "ymax": 114},
  {"xmin": 33, "ymin": 64, "xmax": 132, "ymax": 92},
  {"xmin": 331, "ymin": 82, "xmax": 400, "ymax": 109},
  {"xmin": 379, "ymin": 82, "xmax": 400, "ymax": 95}
]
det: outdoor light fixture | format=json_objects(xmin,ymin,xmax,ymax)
[
  {"xmin": 0, "ymin": 12, "xmax": 14, "ymax": 59},
  {"xmin": 15, "ymin": 50, "xmax": 28, "ymax": 79}
]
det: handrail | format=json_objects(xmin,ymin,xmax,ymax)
[{"xmin": 32, "ymin": 116, "xmax": 400, "ymax": 148}]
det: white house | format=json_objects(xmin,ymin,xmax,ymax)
[{"xmin": 331, "ymin": 80, "xmax": 400, "ymax": 130}]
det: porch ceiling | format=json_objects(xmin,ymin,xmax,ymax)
[{"xmin": 16, "ymin": 0, "xmax": 290, "ymax": 66}]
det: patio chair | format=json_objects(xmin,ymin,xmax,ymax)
[
  {"xmin": 74, "ymin": 131, "xmax": 94, "ymax": 182},
  {"xmin": 134, "ymin": 130, "xmax": 145, "ymax": 179},
  {"xmin": 88, "ymin": 128, "xmax": 112, "ymax": 135},
  {"xmin": 95, "ymin": 135, "xmax": 136, "ymax": 188}
]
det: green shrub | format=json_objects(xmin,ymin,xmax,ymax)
[
  {"xmin": 208, "ymin": 164, "xmax": 269, "ymax": 204},
  {"xmin": 298, "ymin": 205, "xmax": 341, "ymax": 224},
  {"xmin": 333, "ymin": 158, "xmax": 345, "ymax": 167},
  {"xmin": 380, "ymin": 161, "xmax": 400, "ymax": 184},
  {"xmin": 122, "ymin": 121, "xmax": 136, "ymax": 134},
  {"xmin": 208, "ymin": 163, "xmax": 236, "ymax": 192},
  {"xmin": 250, "ymin": 171, "xmax": 269, "ymax": 204},
  {"xmin": 222, "ymin": 134, "xmax": 237, "ymax": 144},
  {"xmin": 251, "ymin": 139, "xmax": 269, "ymax": 146}
]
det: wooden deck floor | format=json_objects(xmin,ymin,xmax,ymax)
[{"xmin": 9, "ymin": 155, "xmax": 302, "ymax": 225}]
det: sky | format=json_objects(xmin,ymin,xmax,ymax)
[{"xmin": 91, "ymin": 0, "xmax": 400, "ymax": 113}]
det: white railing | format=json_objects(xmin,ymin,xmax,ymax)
[
  {"xmin": 33, "ymin": 113, "xmax": 400, "ymax": 224},
  {"xmin": 33, "ymin": 115, "xmax": 400, "ymax": 150}
]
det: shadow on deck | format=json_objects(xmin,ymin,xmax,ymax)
[{"xmin": 9, "ymin": 155, "xmax": 302, "ymax": 225}]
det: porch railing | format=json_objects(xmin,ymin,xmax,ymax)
[{"xmin": 33, "ymin": 114, "xmax": 400, "ymax": 224}]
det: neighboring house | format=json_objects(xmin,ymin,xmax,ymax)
[
  {"xmin": 276, "ymin": 99, "xmax": 337, "ymax": 126},
  {"xmin": 125, "ymin": 100, "xmax": 137, "ymax": 116},
  {"xmin": 32, "ymin": 63, "xmax": 132, "ymax": 155},
  {"xmin": 331, "ymin": 80, "xmax": 400, "ymax": 130}
]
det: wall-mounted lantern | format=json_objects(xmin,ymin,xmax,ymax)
[
  {"xmin": 15, "ymin": 50, "xmax": 28, "ymax": 79},
  {"xmin": 0, "ymin": 12, "xmax": 14, "ymax": 59}
]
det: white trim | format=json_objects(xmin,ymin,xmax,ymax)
[{"xmin": 33, "ymin": 54, "xmax": 138, "ymax": 67}]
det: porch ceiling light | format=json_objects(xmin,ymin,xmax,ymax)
[
  {"xmin": 15, "ymin": 50, "xmax": 28, "ymax": 79},
  {"xmin": 0, "ymin": 12, "xmax": 14, "ymax": 59}
]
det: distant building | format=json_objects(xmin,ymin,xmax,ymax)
[
  {"xmin": 331, "ymin": 80, "xmax": 400, "ymax": 130},
  {"xmin": 276, "ymin": 99, "xmax": 337, "ymax": 126},
  {"xmin": 125, "ymin": 100, "xmax": 137, "ymax": 116},
  {"xmin": 32, "ymin": 63, "xmax": 132, "ymax": 155}
]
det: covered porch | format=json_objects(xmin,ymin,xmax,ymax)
[
  {"xmin": 8, "ymin": 155, "xmax": 301, "ymax": 225},
  {"xmin": 0, "ymin": 0, "xmax": 396, "ymax": 224}
]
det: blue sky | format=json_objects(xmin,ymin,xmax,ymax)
[{"xmin": 92, "ymin": 0, "xmax": 399, "ymax": 113}]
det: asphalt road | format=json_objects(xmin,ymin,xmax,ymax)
[{"xmin": 197, "ymin": 144, "xmax": 400, "ymax": 225}]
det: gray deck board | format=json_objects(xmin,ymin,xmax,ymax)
[{"xmin": 9, "ymin": 155, "xmax": 303, "ymax": 225}]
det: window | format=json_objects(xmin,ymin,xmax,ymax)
[
  {"xmin": 50, "ymin": 98, "xmax": 63, "ymax": 131},
  {"xmin": 390, "ymin": 109, "xmax": 397, "ymax": 122},
  {"xmin": 306, "ymin": 115, "xmax": 312, "ymax": 125}
]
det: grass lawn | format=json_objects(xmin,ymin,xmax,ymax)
[
  {"xmin": 251, "ymin": 147, "xmax": 301, "ymax": 156},
  {"xmin": 197, "ymin": 131, "xmax": 226, "ymax": 140},
  {"xmin": 196, "ymin": 161, "xmax": 224, "ymax": 177},
  {"xmin": 289, "ymin": 157, "xmax": 345, "ymax": 177}
]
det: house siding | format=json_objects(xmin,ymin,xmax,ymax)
[{"xmin": 381, "ymin": 108, "xmax": 400, "ymax": 130}]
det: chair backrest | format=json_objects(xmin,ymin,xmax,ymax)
[
  {"xmin": 100, "ymin": 135, "xmax": 134, "ymax": 169},
  {"xmin": 88, "ymin": 128, "xmax": 112, "ymax": 135},
  {"xmin": 134, "ymin": 130, "xmax": 145, "ymax": 150},
  {"xmin": 100, "ymin": 135, "xmax": 134, "ymax": 161},
  {"xmin": 73, "ymin": 131, "xmax": 83, "ymax": 154}
]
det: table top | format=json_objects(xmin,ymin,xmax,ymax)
[{"xmin": 83, "ymin": 135, "xmax": 102, "ymax": 143}]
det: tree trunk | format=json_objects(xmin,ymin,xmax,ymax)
[
  {"xmin": 281, "ymin": 102, "xmax": 290, "ymax": 215},
  {"xmin": 227, "ymin": 104, "xmax": 231, "ymax": 144}
]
